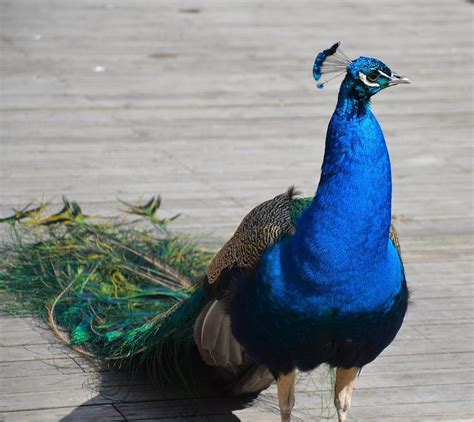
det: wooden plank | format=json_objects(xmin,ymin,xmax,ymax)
[
  {"xmin": 0, "ymin": 405, "xmax": 124, "ymax": 422},
  {"xmin": 0, "ymin": 0, "xmax": 472, "ymax": 420},
  {"xmin": 0, "ymin": 359, "xmax": 88, "ymax": 380}
]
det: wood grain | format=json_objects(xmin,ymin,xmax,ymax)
[{"xmin": 0, "ymin": 0, "xmax": 472, "ymax": 420}]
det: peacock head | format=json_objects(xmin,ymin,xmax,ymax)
[{"xmin": 313, "ymin": 42, "xmax": 410, "ymax": 101}]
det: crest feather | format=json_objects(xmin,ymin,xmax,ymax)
[{"xmin": 313, "ymin": 42, "xmax": 352, "ymax": 89}]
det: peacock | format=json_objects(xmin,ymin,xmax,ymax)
[{"xmin": 0, "ymin": 42, "xmax": 410, "ymax": 421}]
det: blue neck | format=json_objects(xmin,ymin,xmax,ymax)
[{"xmin": 288, "ymin": 87, "xmax": 392, "ymax": 280}]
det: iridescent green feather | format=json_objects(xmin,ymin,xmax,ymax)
[
  {"xmin": 289, "ymin": 197, "xmax": 313, "ymax": 225},
  {"xmin": 0, "ymin": 196, "xmax": 315, "ymax": 389},
  {"xmin": 0, "ymin": 198, "xmax": 212, "ymax": 386}
]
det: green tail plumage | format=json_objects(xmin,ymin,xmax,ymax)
[
  {"xmin": 0, "ymin": 197, "xmax": 212, "ymax": 385},
  {"xmin": 0, "ymin": 194, "xmax": 317, "ymax": 390}
]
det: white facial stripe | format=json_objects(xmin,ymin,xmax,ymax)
[
  {"xmin": 377, "ymin": 69, "xmax": 391, "ymax": 79},
  {"xmin": 358, "ymin": 71, "xmax": 380, "ymax": 87}
]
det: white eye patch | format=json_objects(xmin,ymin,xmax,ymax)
[
  {"xmin": 377, "ymin": 70, "xmax": 391, "ymax": 79},
  {"xmin": 358, "ymin": 71, "xmax": 380, "ymax": 87}
]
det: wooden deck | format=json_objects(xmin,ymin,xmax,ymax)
[{"xmin": 0, "ymin": 0, "xmax": 473, "ymax": 420}]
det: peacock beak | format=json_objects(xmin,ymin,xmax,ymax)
[{"xmin": 388, "ymin": 72, "xmax": 411, "ymax": 86}]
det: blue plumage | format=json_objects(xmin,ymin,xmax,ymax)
[
  {"xmin": 196, "ymin": 43, "xmax": 412, "ymax": 421},
  {"xmin": 0, "ymin": 42, "xmax": 412, "ymax": 422},
  {"xmin": 231, "ymin": 61, "xmax": 409, "ymax": 371},
  {"xmin": 229, "ymin": 50, "xmax": 410, "ymax": 419}
]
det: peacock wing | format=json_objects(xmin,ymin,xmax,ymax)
[
  {"xmin": 205, "ymin": 186, "xmax": 302, "ymax": 294},
  {"xmin": 206, "ymin": 191, "xmax": 400, "ymax": 292},
  {"xmin": 194, "ymin": 187, "xmax": 308, "ymax": 394},
  {"xmin": 389, "ymin": 224, "xmax": 402, "ymax": 255}
]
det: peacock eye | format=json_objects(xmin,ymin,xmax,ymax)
[{"xmin": 366, "ymin": 70, "xmax": 380, "ymax": 83}]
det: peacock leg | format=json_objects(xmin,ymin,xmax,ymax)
[
  {"xmin": 334, "ymin": 367, "xmax": 359, "ymax": 422},
  {"xmin": 276, "ymin": 369, "xmax": 296, "ymax": 422}
]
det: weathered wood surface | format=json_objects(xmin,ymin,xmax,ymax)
[{"xmin": 0, "ymin": 0, "xmax": 472, "ymax": 420}]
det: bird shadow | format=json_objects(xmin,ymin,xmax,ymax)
[
  {"xmin": 59, "ymin": 356, "xmax": 258, "ymax": 422},
  {"xmin": 21, "ymin": 318, "xmax": 269, "ymax": 421},
  {"xmin": 59, "ymin": 362, "xmax": 338, "ymax": 421},
  {"xmin": 24, "ymin": 321, "xmax": 334, "ymax": 421}
]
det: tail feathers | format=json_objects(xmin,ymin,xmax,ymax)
[
  {"xmin": 0, "ymin": 198, "xmax": 273, "ymax": 394},
  {"xmin": 0, "ymin": 198, "xmax": 213, "ymax": 383},
  {"xmin": 193, "ymin": 299, "xmax": 273, "ymax": 395}
]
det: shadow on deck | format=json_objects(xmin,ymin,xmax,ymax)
[{"xmin": 60, "ymin": 359, "xmax": 258, "ymax": 421}]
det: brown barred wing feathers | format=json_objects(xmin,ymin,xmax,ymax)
[
  {"xmin": 389, "ymin": 224, "xmax": 402, "ymax": 255},
  {"xmin": 205, "ymin": 186, "xmax": 299, "ymax": 291},
  {"xmin": 194, "ymin": 187, "xmax": 299, "ymax": 395}
]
